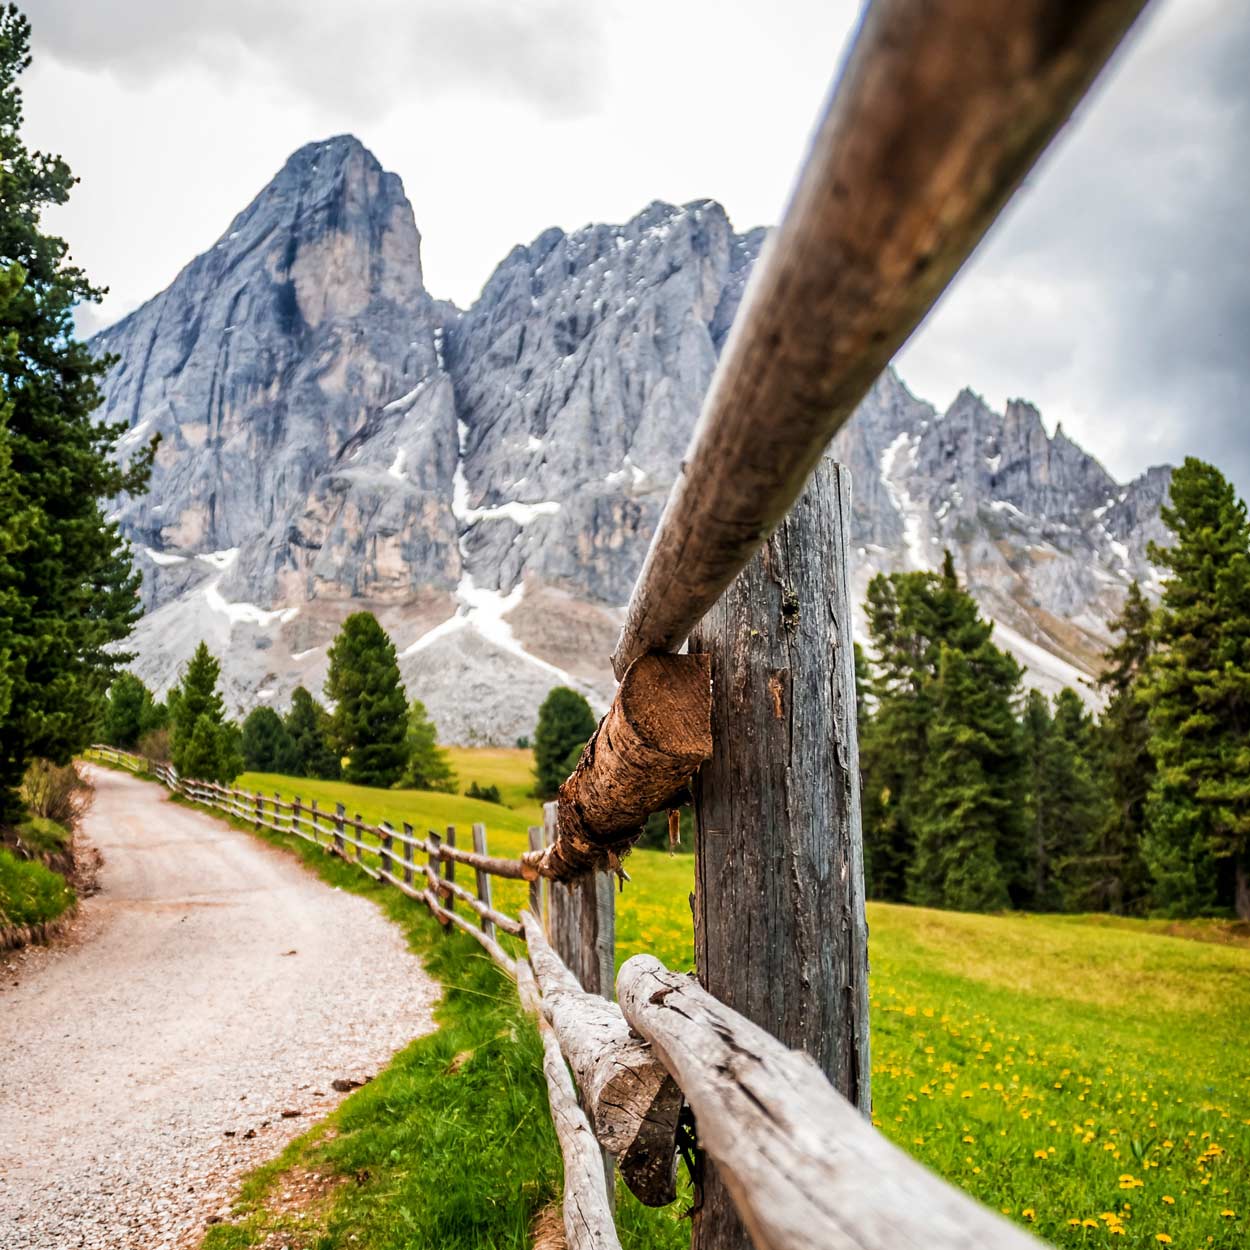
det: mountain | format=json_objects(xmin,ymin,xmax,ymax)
[{"xmin": 93, "ymin": 136, "xmax": 1171, "ymax": 741}]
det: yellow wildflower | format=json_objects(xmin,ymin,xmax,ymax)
[
  {"xmin": 1156, "ymin": 1236, "xmax": 1172, "ymax": 1245},
  {"xmin": 1162, "ymin": 1196, "xmax": 1175, "ymax": 1205}
]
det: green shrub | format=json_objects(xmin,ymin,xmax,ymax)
[
  {"xmin": 465, "ymin": 781, "xmax": 503, "ymax": 805},
  {"xmin": 0, "ymin": 846, "xmax": 74, "ymax": 928}
]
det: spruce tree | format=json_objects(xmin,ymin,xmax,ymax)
[
  {"xmin": 1021, "ymin": 689, "xmax": 1058, "ymax": 908},
  {"xmin": 399, "ymin": 699, "xmax": 457, "ymax": 792},
  {"xmin": 532, "ymin": 687, "xmax": 597, "ymax": 798},
  {"xmin": 860, "ymin": 553, "xmax": 1001, "ymax": 900},
  {"xmin": 240, "ymin": 706, "xmax": 298, "ymax": 774},
  {"xmin": 101, "ymin": 672, "xmax": 151, "ymax": 749},
  {"xmin": 0, "ymin": 8, "xmax": 154, "ymax": 817},
  {"xmin": 283, "ymin": 686, "xmax": 340, "ymax": 780},
  {"xmin": 1032, "ymin": 688, "xmax": 1107, "ymax": 910},
  {"xmin": 1140, "ymin": 459, "xmax": 1250, "ymax": 918},
  {"xmin": 325, "ymin": 612, "xmax": 408, "ymax": 788},
  {"xmin": 169, "ymin": 643, "xmax": 239, "ymax": 783},
  {"xmin": 1088, "ymin": 583, "xmax": 1155, "ymax": 911},
  {"xmin": 909, "ymin": 642, "xmax": 1020, "ymax": 912}
]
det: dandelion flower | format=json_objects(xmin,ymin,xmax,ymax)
[
  {"xmin": 1155, "ymin": 1236, "xmax": 1172, "ymax": 1244},
  {"xmin": 1162, "ymin": 1196, "xmax": 1174, "ymax": 1205}
]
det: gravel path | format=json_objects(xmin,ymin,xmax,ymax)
[{"xmin": 0, "ymin": 765, "xmax": 440, "ymax": 1250}]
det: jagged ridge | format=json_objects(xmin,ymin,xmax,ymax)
[{"xmin": 94, "ymin": 137, "xmax": 1171, "ymax": 741}]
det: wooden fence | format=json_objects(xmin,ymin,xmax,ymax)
[
  {"xmin": 90, "ymin": 743, "xmax": 1039, "ymax": 1250},
  {"xmin": 90, "ymin": 1, "xmax": 1153, "ymax": 1246}
]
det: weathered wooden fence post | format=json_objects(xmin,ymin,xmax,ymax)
[
  {"xmin": 687, "ymin": 456, "xmax": 870, "ymax": 1250},
  {"xmin": 544, "ymin": 799, "xmax": 618, "ymax": 1211},
  {"xmin": 353, "ymin": 814, "xmax": 364, "ymax": 867},
  {"xmin": 527, "ymin": 825, "xmax": 543, "ymax": 923},
  {"xmin": 443, "ymin": 825, "xmax": 456, "ymax": 915},
  {"xmin": 292, "ymin": 794, "xmax": 302, "ymax": 838},
  {"xmin": 402, "ymin": 821, "xmax": 415, "ymax": 887},
  {"xmin": 544, "ymin": 802, "xmax": 616, "ymax": 999},
  {"xmin": 309, "ymin": 799, "xmax": 320, "ymax": 845},
  {"xmin": 427, "ymin": 831, "xmax": 450, "ymax": 928},
  {"xmin": 471, "ymin": 823, "xmax": 495, "ymax": 942},
  {"xmin": 380, "ymin": 821, "xmax": 394, "ymax": 880},
  {"xmin": 254, "ymin": 791, "xmax": 262, "ymax": 828},
  {"xmin": 333, "ymin": 802, "xmax": 346, "ymax": 857}
]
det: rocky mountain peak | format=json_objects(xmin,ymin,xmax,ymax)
[{"xmin": 95, "ymin": 137, "xmax": 1174, "ymax": 741}]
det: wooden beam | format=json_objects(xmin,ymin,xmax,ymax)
[
  {"xmin": 618, "ymin": 955, "xmax": 1045, "ymax": 1250},
  {"xmin": 523, "ymin": 912, "xmax": 682, "ymax": 1207},
  {"xmin": 516, "ymin": 959, "xmax": 623, "ymax": 1250},
  {"xmin": 524, "ymin": 653, "xmax": 712, "ymax": 881},
  {"xmin": 689, "ymin": 458, "xmax": 870, "ymax": 1248},
  {"xmin": 611, "ymin": 0, "xmax": 1149, "ymax": 678}
]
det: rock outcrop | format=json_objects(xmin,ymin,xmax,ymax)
[{"xmin": 95, "ymin": 136, "xmax": 1172, "ymax": 740}]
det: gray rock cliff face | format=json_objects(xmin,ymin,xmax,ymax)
[{"xmin": 96, "ymin": 137, "xmax": 1173, "ymax": 740}]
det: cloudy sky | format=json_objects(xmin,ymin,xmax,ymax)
[{"xmin": 22, "ymin": 0, "xmax": 1250, "ymax": 495}]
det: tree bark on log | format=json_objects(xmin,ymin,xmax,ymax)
[
  {"xmin": 611, "ymin": 0, "xmax": 1148, "ymax": 678},
  {"xmin": 688, "ymin": 458, "xmax": 869, "ymax": 1250},
  {"xmin": 523, "ymin": 912, "xmax": 683, "ymax": 1207},
  {"xmin": 524, "ymin": 654, "xmax": 712, "ymax": 882},
  {"xmin": 517, "ymin": 959, "xmax": 624, "ymax": 1250},
  {"xmin": 618, "ymin": 955, "xmax": 1044, "ymax": 1250}
]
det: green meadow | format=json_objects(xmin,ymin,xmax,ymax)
[{"xmin": 219, "ymin": 751, "xmax": 1250, "ymax": 1249}]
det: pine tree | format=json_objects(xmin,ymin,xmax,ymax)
[
  {"xmin": 1021, "ymin": 689, "xmax": 1058, "ymax": 908},
  {"xmin": 853, "ymin": 641, "xmax": 869, "ymax": 730},
  {"xmin": 1140, "ymin": 459, "xmax": 1250, "ymax": 918},
  {"xmin": 169, "ymin": 643, "xmax": 239, "ymax": 783},
  {"xmin": 908, "ymin": 642, "xmax": 1021, "ymax": 912},
  {"xmin": 101, "ymin": 672, "xmax": 151, "ymax": 749},
  {"xmin": 283, "ymin": 686, "xmax": 340, "ymax": 780},
  {"xmin": 399, "ymin": 699, "xmax": 457, "ymax": 792},
  {"xmin": 1087, "ymin": 582, "xmax": 1155, "ymax": 911},
  {"xmin": 860, "ymin": 553, "xmax": 1000, "ymax": 900},
  {"xmin": 532, "ymin": 687, "xmax": 597, "ymax": 798},
  {"xmin": 1030, "ymin": 688, "xmax": 1108, "ymax": 911},
  {"xmin": 325, "ymin": 612, "xmax": 408, "ymax": 788},
  {"xmin": 0, "ymin": 9, "xmax": 155, "ymax": 818},
  {"xmin": 240, "ymin": 706, "xmax": 298, "ymax": 774}
]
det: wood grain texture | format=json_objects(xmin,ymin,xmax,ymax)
[
  {"xmin": 612, "ymin": 0, "xmax": 1148, "ymax": 677},
  {"xmin": 618, "ymin": 955, "xmax": 1045, "ymax": 1250},
  {"xmin": 523, "ymin": 912, "xmax": 682, "ymax": 1206},
  {"xmin": 517, "ymin": 959, "xmax": 624, "ymax": 1250},
  {"xmin": 526, "ymin": 653, "xmax": 712, "ymax": 881},
  {"xmin": 689, "ymin": 458, "xmax": 870, "ymax": 1249}
]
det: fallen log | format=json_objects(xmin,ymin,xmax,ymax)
[
  {"xmin": 523, "ymin": 653, "xmax": 712, "ymax": 881},
  {"xmin": 617, "ymin": 954, "xmax": 1044, "ymax": 1250},
  {"xmin": 611, "ymin": 0, "xmax": 1149, "ymax": 678},
  {"xmin": 517, "ymin": 959, "xmax": 623, "ymax": 1250},
  {"xmin": 522, "ymin": 912, "xmax": 682, "ymax": 1206}
]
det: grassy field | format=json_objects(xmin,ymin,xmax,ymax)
[{"xmin": 227, "ymin": 752, "xmax": 1248, "ymax": 1250}]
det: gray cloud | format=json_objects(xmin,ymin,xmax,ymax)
[
  {"xmin": 901, "ymin": 0, "xmax": 1250, "ymax": 498},
  {"xmin": 24, "ymin": 0, "xmax": 605, "ymax": 119}
]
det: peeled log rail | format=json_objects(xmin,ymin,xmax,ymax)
[
  {"xmin": 525, "ymin": 653, "xmax": 712, "ymax": 881},
  {"xmin": 522, "ymin": 912, "xmax": 683, "ymax": 1206},
  {"xmin": 517, "ymin": 959, "xmax": 624, "ymax": 1250},
  {"xmin": 611, "ymin": 0, "xmax": 1149, "ymax": 678},
  {"xmin": 618, "ymin": 955, "xmax": 1044, "ymax": 1250}
]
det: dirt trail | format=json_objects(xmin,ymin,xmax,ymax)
[{"xmin": 0, "ymin": 765, "xmax": 439, "ymax": 1250}]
